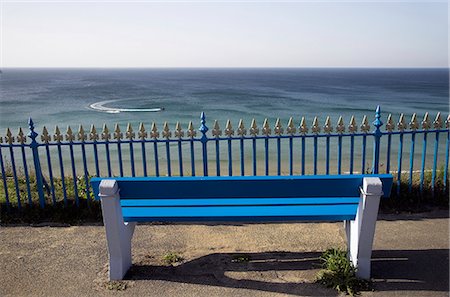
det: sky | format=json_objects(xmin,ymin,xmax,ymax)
[{"xmin": 1, "ymin": 1, "xmax": 448, "ymax": 68}]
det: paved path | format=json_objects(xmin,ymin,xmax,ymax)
[{"xmin": 1, "ymin": 210, "xmax": 448, "ymax": 297}]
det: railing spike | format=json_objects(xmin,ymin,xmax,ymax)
[
  {"xmin": 237, "ymin": 119, "xmax": 246, "ymax": 136},
  {"xmin": 78, "ymin": 125, "xmax": 87, "ymax": 142},
  {"xmin": 212, "ymin": 120, "xmax": 222, "ymax": 137},
  {"xmin": 27, "ymin": 118, "xmax": 38, "ymax": 141},
  {"xmin": 66, "ymin": 126, "xmax": 75, "ymax": 142},
  {"xmin": 224, "ymin": 119, "xmax": 234, "ymax": 137},
  {"xmin": 5, "ymin": 128, "xmax": 14, "ymax": 144},
  {"xmin": 324, "ymin": 116, "xmax": 333, "ymax": 134},
  {"xmin": 373, "ymin": 105, "xmax": 383, "ymax": 129},
  {"xmin": 54, "ymin": 126, "xmax": 63, "ymax": 142},
  {"xmin": 385, "ymin": 114, "xmax": 394, "ymax": 132},
  {"xmin": 138, "ymin": 123, "xmax": 147, "ymax": 140},
  {"xmin": 17, "ymin": 127, "xmax": 27, "ymax": 144},
  {"xmin": 274, "ymin": 118, "xmax": 283, "ymax": 135},
  {"xmin": 421, "ymin": 112, "xmax": 430, "ymax": 130},
  {"xmin": 187, "ymin": 121, "xmax": 196, "ymax": 138},
  {"xmin": 114, "ymin": 123, "xmax": 123, "ymax": 140},
  {"xmin": 299, "ymin": 117, "xmax": 308, "ymax": 134},
  {"xmin": 311, "ymin": 117, "xmax": 320, "ymax": 134},
  {"xmin": 348, "ymin": 116, "xmax": 357, "ymax": 133},
  {"xmin": 101, "ymin": 124, "xmax": 111, "ymax": 140},
  {"xmin": 397, "ymin": 114, "xmax": 406, "ymax": 131},
  {"xmin": 28, "ymin": 118, "xmax": 34, "ymax": 130},
  {"xmin": 410, "ymin": 113, "xmax": 419, "ymax": 130},
  {"xmin": 250, "ymin": 119, "xmax": 259, "ymax": 136},
  {"xmin": 150, "ymin": 122, "xmax": 160, "ymax": 139},
  {"xmin": 16, "ymin": 127, "xmax": 27, "ymax": 144},
  {"xmin": 126, "ymin": 123, "xmax": 135, "ymax": 140},
  {"xmin": 89, "ymin": 124, "xmax": 99, "ymax": 141},
  {"xmin": 162, "ymin": 122, "xmax": 171, "ymax": 139},
  {"xmin": 262, "ymin": 118, "xmax": 271, "ymax": 136},
  {"xmin": 175, "ymin": 122, "xmax": 184, "ymax": 138},
  {"xmin": 336, "ymin": 116, "xmax": 345, "ymax": 134},
  {"xmin": 286, "ymin": 117, "xmax": 296, "ymax": 135},
  {"xmin": 41, "ymin": 126, "xmax": 51, "ymax": 143},
  {"xmin": 360, "ymin": 115, "xmax": 370, "ymax": 133},
  {"xmin": 433, "ymin": 112, "xmax": 442, "ymax": 129},
  {"xmin": 199, "ymin": 112, "xmax": 208, "ymax": 140}
]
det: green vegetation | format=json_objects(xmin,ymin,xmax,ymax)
[
  {"xmin": 231, "ymin": 254, "xmax": 251, "ymax": 263},
  {"xmin": 0, "ymin": 163, "xmax": 100, "ymax": 224},
  {"xmin": 316, "ymin": 248, "xmax": 371, "ymax": 296},
  {"xmin": 0, "ymin": 163, "xmax": 95, "ymax": 206},
  {"xmin": 381, "ymin": 168, "xmax": 449, "ymax": 213},
  {"xmin": 1, "ymin": 200, "xmax": 102, "ymax": 225},
  {"xmin": 162, "ymin": 252, "xmax": 183, "ymax": 265},
  {"xmin": 104, "ymin": 281, "xmax": 127, "ymax": 291},
  {"xmin": 0, "ymin": 161, "xmax": 103, "ymax": 224}
]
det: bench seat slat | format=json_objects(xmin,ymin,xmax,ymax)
[
  {"xmin": 122, "ymin": 204, "xmax": 358, "ymax": 222},
  {"xmin": 120, "ymin": 197, "xmax": 360, "ymax": 207}
]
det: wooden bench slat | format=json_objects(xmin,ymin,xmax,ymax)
[
  {"xmin": 120, "ymin": 197, "xmax": 360, "ymax": 207},
  {"xmin": 121, "ymin": 204, "xmax": 358, "ymax": 222}
]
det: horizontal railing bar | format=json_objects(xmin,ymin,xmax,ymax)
[{"xmin": 380, "ymin": 129, "xmax": 448, "ymax": 136}]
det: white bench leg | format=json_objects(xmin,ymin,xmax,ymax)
[
  {"xmin": 345, "ymin": 177, "xmax": 383, "ymax": 280},
  {"xmin": 99, "ymin": 179, "xmax": 136, "ymax": 281}
]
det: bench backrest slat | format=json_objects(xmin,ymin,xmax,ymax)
[{"xmin": 91, "ymin": 174, "xmax": 393, "ymax": 200}]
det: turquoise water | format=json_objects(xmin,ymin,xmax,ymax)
[{"xmin": 1, "ymin": 68, "xmax": 448, "ymax": 133}]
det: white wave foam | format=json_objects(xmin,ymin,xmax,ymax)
[{"xmin": 89, "ymin": 100, "xmax": 163, "ymax": 113}]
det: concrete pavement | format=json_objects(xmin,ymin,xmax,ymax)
[{"xmin": 1, "ymin": 210, "xmax": 448, "ymax": 297}]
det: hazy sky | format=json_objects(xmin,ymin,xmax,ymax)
[{"xmin": 1, "ymin": 1, "xmax": 448, "ymax": 68}]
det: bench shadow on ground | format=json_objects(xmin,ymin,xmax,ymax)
[
  {"xmin": 371, "ymin": 249, "xmax": 449, "ymax": 292},
  {"xmin": 124, "ymin": 249, "xmax": 449, "ymax": 296},
  {"xmin": 128, "ymin": 251, "xmax": 335, "ymax": 296},
  {"xmin": 378, "ymin": 209, "xmax": 449, "ymax": 221}
]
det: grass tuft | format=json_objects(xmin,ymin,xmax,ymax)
[
  {"xmin": 231, "ymin": 254, "xmax": 251, "ymax": 263},
  {"xmin": 162, "ymin": 252, "xmax": 183, "ymax": 265},
  {"xmin": 105, "ymin": 281, "xmax": 127, "ymax": 291},
  {"xmin": 316, "ymin": 248, "xmax": 371, "ymax": 296}
]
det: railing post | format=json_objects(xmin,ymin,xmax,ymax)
[
  {"xmin": 199, "ymin": 112, "xmax": 209, "ymax": 176},
  {"xmin": 372, "ymin": 106, "xmax": 383, "ymax": 174},
  {"xmin": 28, "ymin": 118, "xmax": 46, "ymax": 208}
]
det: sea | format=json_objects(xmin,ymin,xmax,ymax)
[{"xmin": 0, "ymin": 68, "xmax": 448, "ymax": 135}]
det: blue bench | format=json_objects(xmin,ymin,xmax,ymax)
[{"xmin": 91, "ymin": 174, "xmax": 393, "ymax": 281}]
